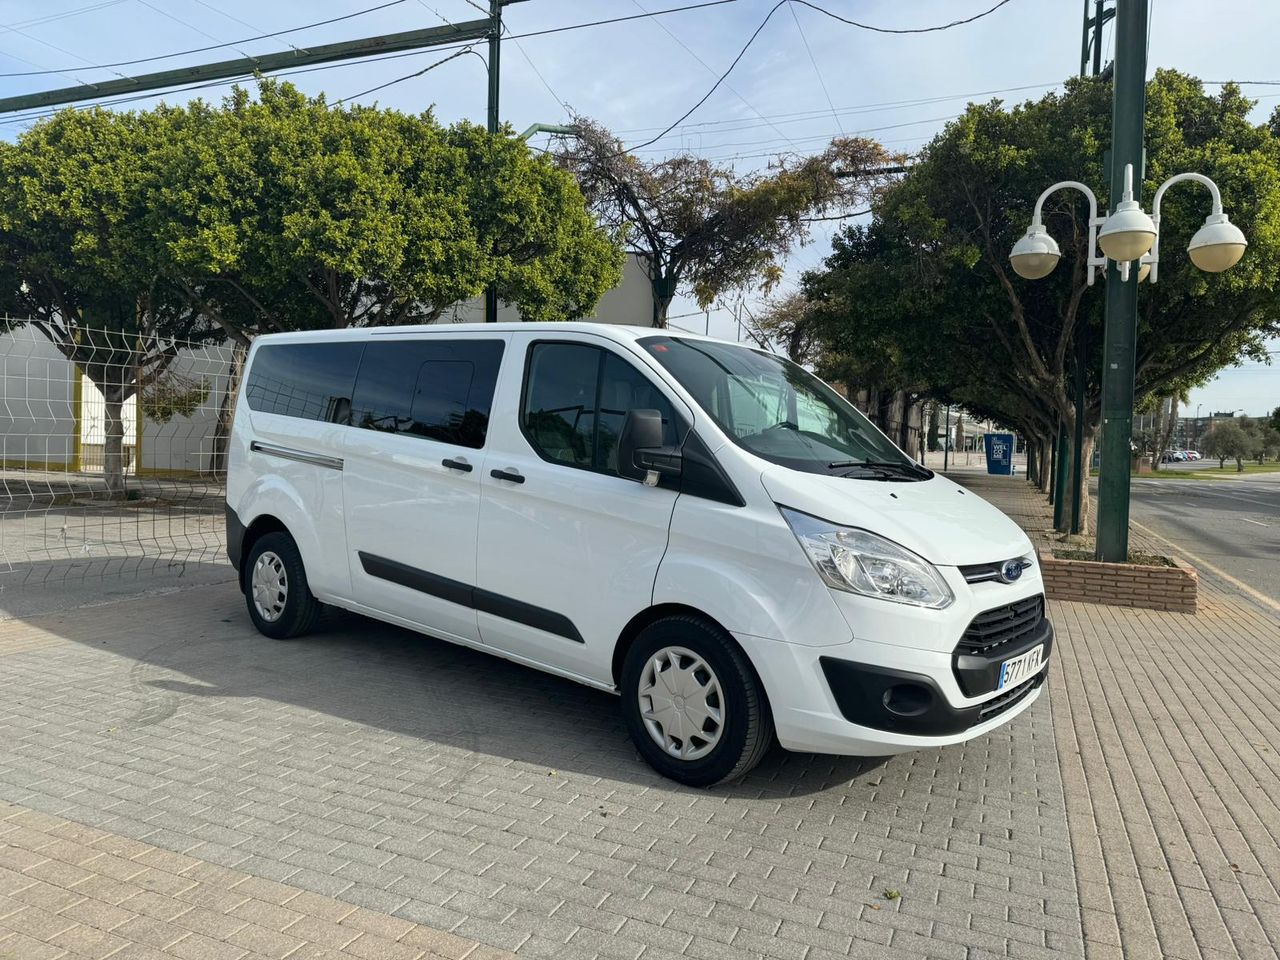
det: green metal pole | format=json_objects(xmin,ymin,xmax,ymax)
[
  {"xmin": 484, "ymin": 0, "xmax": 503, "ymax": 324},
  {"xmin": 1095, "ymin": 0, "xmax": 1148, "ymax": 562}
]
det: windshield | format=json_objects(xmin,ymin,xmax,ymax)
[{"xmin": 639, "ymin": 336, "xmax": 928, "ymax": 479}]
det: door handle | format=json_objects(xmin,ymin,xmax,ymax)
[
  {"xmin": 441, "ymin": 457, "xmax": 473, "ymax": 473},
  {"xmin": 489, "ymin": 468, "xmax": 525, "ymax": 484}
]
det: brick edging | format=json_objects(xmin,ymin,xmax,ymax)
[{"xmin": 1038, "ymin": 548, "xmax": 1198, "ymax": 613}]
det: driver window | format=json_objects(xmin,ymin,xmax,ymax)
[{"xmin": 523, "ymin": 342, "xmax": 679, "ymax": 477}]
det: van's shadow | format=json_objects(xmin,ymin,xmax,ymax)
[{"xmin": 60, "ymin": 582, "xmax": 891, "ymax": 798}]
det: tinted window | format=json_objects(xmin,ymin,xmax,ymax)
[
  {"xmin": 522, "ymin": 343, "xmax": 598, "ymax": 468},
  {"xmin": 351, "ymin": 339, "xmax": 503, "ymax": 449},
  {"xmin": 523, "ymin": 342, "xmax": 679, "ymax": 475},
  {"xmin": 245, "ymin": 342, "xmax": 362, "ymax": 423}
]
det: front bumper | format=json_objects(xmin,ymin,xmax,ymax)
[
  {"xmin": 736, "ymin": 606, "xmax": 1052, "ymax": 757},
  {"xmin": 819, "ymin": 656, "xmax": 1047, "ymax": 737}
]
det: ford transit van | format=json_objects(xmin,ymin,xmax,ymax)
[{"xmin": 226, "ymin": 323, "xmax": 1051, "ymax": 785}]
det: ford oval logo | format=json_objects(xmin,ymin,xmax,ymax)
[{"xmin": 999, "ymin": 559, "xmax": 1026, "ymax": 583}]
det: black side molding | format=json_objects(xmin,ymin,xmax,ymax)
[{"xmin": 357, "ymin": 552, "xmax": 583, "ymax": 644}]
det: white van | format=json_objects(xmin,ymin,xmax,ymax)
[{"xmin": 226, "ymin": 323, "xmax": 1051, "ymax": 785}]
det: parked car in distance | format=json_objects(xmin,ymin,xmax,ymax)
[
  {"xmin": 226, "ymin": 324, "xmax": 1051, "ymax": 786},
  {"xmin": 1186, "ymin": 450, "xmax": 1202, "ymax": 460}
]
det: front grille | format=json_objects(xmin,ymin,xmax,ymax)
[
  {"xmin": 959, "ymin": 557, "xmax": 1031, "ymax": 584},
  {"xmin": 958, "ymin": 595, "xmax": 1045, "ymax": 657},
  {"xmin": 958, "ymin": 560, "xmax": 1003, "ymax": 583},
  {"xmin": 978, "ymin": 671, "xmax": 1044, "ymax": 722}
]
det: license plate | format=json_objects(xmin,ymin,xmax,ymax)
[{"xmin": 998, "ymin": 644, "xmax": 1044, "ymax": 690}]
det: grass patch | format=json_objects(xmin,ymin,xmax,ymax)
[
  {"xmin": 1094, "ymin": 462, "xmax": 1280, "ymax": 479},
  {"xmin": 1182, "ymin": 462, "xmax": 1280, "ymax": 477},
  {"xmin": 1054, "ymin": 548, "xmax": 1175, "ymax": 566}
]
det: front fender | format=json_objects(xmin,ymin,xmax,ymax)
[{"xmin": 653, "ymin": 502, "xmax": 850, "ymax": 648}]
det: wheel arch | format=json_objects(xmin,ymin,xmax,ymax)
[
  {"xmin": 611, "ymin": 603, "xmax": 769, "ymax": 702},
  {"xmin": 237, "ymin": 514, "xmax": 290, "ymax": 589}
]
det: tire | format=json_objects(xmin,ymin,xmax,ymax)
[
  {"xmin": 621, "ymin": 615, "xmax": 774, "ymax": 787},
  {"xmin": 244, "ymin": 531, "xmax": 322, "ymax": 640}
]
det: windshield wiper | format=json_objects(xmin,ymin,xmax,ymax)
[{"xmin": 828, "ymin": 459, "xmax": 932, "ymax": 479}]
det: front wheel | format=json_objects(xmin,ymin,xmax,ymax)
[
  {"xmin": 244, "ymin": 531, "xmax": 321, "ymax": 639},
  {"xmin": 621, "ymin": 616, "xmax": 774, "ymax": 787}
]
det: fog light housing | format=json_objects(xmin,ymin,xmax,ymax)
[{"xmin": 882, "ymin": 683, "xmax": 933, "ymax": 718}]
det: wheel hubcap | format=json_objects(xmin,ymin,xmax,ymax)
[
  {"xmin": 638, "ymin": 646, "xmax": 725, "ymax": 760},
  {"xmin": 251, "ymin": 551, "xmax": 288, "ymax": 622}
]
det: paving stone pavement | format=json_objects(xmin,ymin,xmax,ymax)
[
  {"xmin": 0, "ymin": 581, "xmax": 1080, "ymax": 960},
  {"xmin": 0, "ymin": 797, "xmax": 515, "ymax": 960},
  {"xmin": 959, "ymin": 473, "xmax": 1280, "ymax": 960}
]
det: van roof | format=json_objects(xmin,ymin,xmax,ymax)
[{"xmin": 252, "ymin": 322, "xmax": 736, "ymax": 348}]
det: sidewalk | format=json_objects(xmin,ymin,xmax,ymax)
[
  {"xmin": 0, "ymin": 475, "xmax": 1277, "ymax": 960},
  {"xmin": 953, "ymin": 471, "xmax": 1280, "ymax": 960}
]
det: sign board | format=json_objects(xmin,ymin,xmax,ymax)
[{"xmin": 984, "ymin": 433, "xmax": 1016, "ymax": 476}]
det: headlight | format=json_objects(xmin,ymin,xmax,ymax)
[{"xmin": 779, "ymin": 506, "xmax": 954, "ymax": 609}]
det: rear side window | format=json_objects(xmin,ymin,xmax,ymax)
[
  {"xmin": 522, "ymin": 341, "xmax": 679, "ymax": 475},
  {"xmin": 245, "ymin": 342, "xmax": 363, "ymax": 423},
  {"xmin": 351, "ymin": 339, "xmax": 504, "ymax": 449}
]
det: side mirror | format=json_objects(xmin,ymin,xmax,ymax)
[{"xmin": 617, "ymin": 409, "xmax": 682, "ymax": 484}]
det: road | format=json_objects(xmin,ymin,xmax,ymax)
[{"xmin": 1127, "ymin": 469, "xmax": 1280, "ymax": 606}]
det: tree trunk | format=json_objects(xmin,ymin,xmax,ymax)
[
  {"xmin": 1056, "ymin": 425, "xmax": 1096, "ymax": 535},
  {"xmin": 103, "ymin": 390, "xmax": 127, "ymax": 497},
  {"xmin": 1236, "ymin": 456, "xmax": 1245, "ymax": 472},
  {"xmin": 209, "ymin": 344, "xmax": 247, "ymax": 477},
  {"xmin": 1149, "ymin": 396, "xmax": 1168, "ymax": 472},
  {"xmin": 1037, "ymin": 436, "xmax": 1052, "ymax": 494}
]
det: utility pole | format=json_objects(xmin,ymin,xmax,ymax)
[
  {"xmin": 1080, "ymin": 0, "xmax": 1116, "ymax": 78},
  {"xmin": 484, "ymin": 0, "xmax": 529, "ymax": 323},
  {"xmin": 1095, "ymin": 0, "xmax": 1148, "ymax": 561},
  {"xmin": 1070, "ymin": 0, "xmax": 1113, "ymax": 535}
]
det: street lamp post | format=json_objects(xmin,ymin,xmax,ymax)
[{"xmin": 1008, "ymin": 13, "xmax": 1246, "ymax": 561}]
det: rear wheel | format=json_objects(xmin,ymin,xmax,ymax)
[
  {"xmin": 621, "ymin": 616, "xmax": 773, "ymax": 786},
  {"xmin": 244, "ymin": 531, "xmax": 321, "ymax": 639}
]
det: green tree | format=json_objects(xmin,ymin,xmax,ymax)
[
  {"xmin": 152, "ymin": 81, "xmax": 621, "ymax": 341},
  {"xmin": 0, "ymin": 108, "xmax": 223, "ymax": 494},
  {"xmin": 927, "ymin": 403, "xmax": 942, "ymax": 452},
  {"xmin": 1201, "ymin": 419, "xmax": 1251, "ymax": 470},
  {"xmin": 555, "ymin": 119, "xmax": 893, "ymax": 325},
  {"xmin": 798, "ymin": 71, "xmax": 1280, "ymax": 529}
]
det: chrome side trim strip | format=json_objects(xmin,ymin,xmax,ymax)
[{"xmin": 250, "ymin": 440, "xmax": 343, "ymax": 471}]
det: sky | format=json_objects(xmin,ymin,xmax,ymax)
[{"xmin": 0, "ymin": 0, "xmax": 1277, "ymax": 416}]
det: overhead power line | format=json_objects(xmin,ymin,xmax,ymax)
[
  {"xmin": 789, "ymin": 0, "xmax": 1020, "ymax": 34},
  {"xmin": 625, "ymin": 0, "xmax": 1022, "ymax": 152},
  {"xmin": 337, "ymin": 45, "xmax": 483, "ymax": 102},
  {"xmin": 0, "ymin": 0, "xmax": 414, "ymax": 77},
  {"xmin": 788, "ymin": 1, "xmax": 842, "ymax": 135},
  {"xmin": 2, "ymin": 0, "xmax": 128, "ymax": 31},
  {"xmin": 0, "ymin": 0, "xmax": 739, "ymax": 80},
  {"xmin": 0, "ymin": 0, "xmax": 742, "ymax": 118},
  {"xmin": 629, "ymin": 0, "xmax": 798, "ymax": 149}
]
